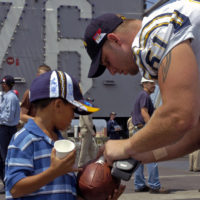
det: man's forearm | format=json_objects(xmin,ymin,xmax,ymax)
[
  {"xmin": 158, "ymin": 123, "xmax": 200, "ymax": 161},
  {"xmin": 133, "ymin": 122, "xmax": 200, "ymax": 163},
  {"xmin": 127, "ymin": 104, "xmax": 188, "ymax": 155}
]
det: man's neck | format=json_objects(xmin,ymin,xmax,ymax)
[
  {"xmin": 128, "ymin": 20, "xmax": 142, "ymax": 43},
  {"xmin": 118, "ymin": 19, "xmax": 142, "ymax": 45}
]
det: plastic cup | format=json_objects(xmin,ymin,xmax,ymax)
[{"xmin": 54, "ymin": 139, "xmax": 75, "ymax": 159}]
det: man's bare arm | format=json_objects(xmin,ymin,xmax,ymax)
[
  {"xmin": 141, "ymin": 107, "xmax": 150, "ymax": 123},
  {"xmin": 132, "ymin": 118, "xmax": 200, "ymax": 163},
  {"xmin": 104, "ymin": 40, "xmax": 200, "ymax": 165},
  {"xmin": 126, "ymin": 40, "xmax": 200, "ymax": 154}
]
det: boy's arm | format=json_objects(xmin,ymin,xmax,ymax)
[{"xmin": 10, "ymin": 149, "xmax": 77, "ymax": 198}]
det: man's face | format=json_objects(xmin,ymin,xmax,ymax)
[
  {"xmin": 110, "ymin": 114, "xmax": 116, "ymax": 120},
  {"xmin": 144, "ymin": 82, "xmax": 155, "ymax": 94},
  {"xmin": 101, "ymin": 37, "xmax": 139, "ymax": 76},
  {"xmin": 1, "ymin": 83, "xmax": 6, "ymax": 92}
]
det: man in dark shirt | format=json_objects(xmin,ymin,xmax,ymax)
[
  {"xmin": 131, "ymin": 77, "xmax": 167, "ymax": 194},
  {"xmin": 132, "ymin": 78, "xmax": 155, "ymax": 128}
]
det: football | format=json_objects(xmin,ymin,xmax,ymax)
[{"xmin": 77, "ymin": 157, "xmax": 121, "ymax": 200}]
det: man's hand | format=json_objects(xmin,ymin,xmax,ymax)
[{"xmin": 104, "ymin": 139, "xmax": 131, "ymax": 166}]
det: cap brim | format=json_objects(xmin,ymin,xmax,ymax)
[
  {"xmin": 68, "ymin": 99, "xmax": 100, "ymax": 115},
  {"xmin": 141, "ymin": 81, "xmax": 155, "ymax": 84},
  {"xmin": 88, "ymin": 50, "xmax": 106, "ymax": 78}
]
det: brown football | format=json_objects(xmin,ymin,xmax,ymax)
[{"xmin": 77, "ymin": 157, "xmax": 121, "ymax": 200}]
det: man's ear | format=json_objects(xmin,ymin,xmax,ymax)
[{"xmin": 107, "ymin": 33, "xmax": 122, "ymax": 45}]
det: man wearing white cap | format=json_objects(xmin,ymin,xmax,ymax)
[{"xmin": 131, "ymin": 77, "xmax": 167, "ymax": 193}]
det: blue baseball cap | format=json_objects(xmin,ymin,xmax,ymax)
[
  {"xmin": 30, "ymin": 70, "xmax": 100, "ymax": 115},
  {"xmin": 0, "ymin": 75, "xmax": 15, "ymax": 87},
  {"xmin": 84, "ymin": 13, "xmax": 125, "ymax": 78}
]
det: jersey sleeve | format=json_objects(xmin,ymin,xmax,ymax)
[{"xmin": 133, "ymin": 9, "xmax": 194, "ymax": 80}]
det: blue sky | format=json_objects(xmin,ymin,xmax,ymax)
[
  {"xmin": 146, "ymin": 0, "xmax": 157, "ymax": 8},
  {"xmin": 146, "ymin": 0, "xmax": 176, "ymax": 8}
]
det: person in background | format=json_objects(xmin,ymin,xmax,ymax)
[
  {"xmin": 127, "ymin": 115, "xmax": 134, "ymax": 138},
  {"xmin": 78, "ymin": 97, "xmax": 98, "ymax": 167},
  {"xmin": 20, "ymin": 64, "xmax": 51, "ymax": 123},
  {"xmin": 189, "ymin": 150, "xmax": 200, "ymax": 172},
  {"xmin": 131, "ymin": 77, "xmax": 168, "ymax": 194},
  {"xmin": 0, "ymin": 75, "xmax": 20, "ymax": 194},
  {"xmin": 13, "ymin": 89, "xmax": 19, "ymax": 98},
  {"xmin": 107, "ymin": 112, "xmax": 121, "ymax": 140}
]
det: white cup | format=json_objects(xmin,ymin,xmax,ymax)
[{"xmin": 54, "ymin": 139, "xmax": 75, "ymax": 159}]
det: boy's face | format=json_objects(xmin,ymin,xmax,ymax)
[{"xmin": 54, "ymin": 100, "xmax": 75, "ymax": 130}]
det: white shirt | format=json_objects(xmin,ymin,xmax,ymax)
[{"xmin": 132, "ymin": 0, "xmax": 200, "ymax": 79}]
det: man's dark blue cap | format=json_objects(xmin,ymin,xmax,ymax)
[{"xmin": 84, "ymin": 13, "xmax": 124, "ymax": 78}]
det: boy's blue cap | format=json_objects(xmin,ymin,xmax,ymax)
[
  {"xmin": 84, "ymin": 13, "xmax": 124, "ymax": 78},
  {"xmin": 30, "ymin": 70, "xmax": 100, "ymax": 115}
]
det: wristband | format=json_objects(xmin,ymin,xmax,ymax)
[{"xmin": 152, "ymin": 147, "xmax": 168, "ymax": 161}]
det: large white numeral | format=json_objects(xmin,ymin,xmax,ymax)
[
  {"xmin": 0, "ymin": 0, "xmax": 25, "ymax": 68},
  {"xmin": 45, "ymin": 0, "xmax": 93, "ymax": 94}
]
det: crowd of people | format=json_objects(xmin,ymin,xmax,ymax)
[
  {"xmin": 0, "ymin": 65, "xmax": 51, "ymax": 195},
  {"xmin": 1, "ymin": 69, "xmax": 125, "ymax": 200},
  {"xmin": 0, "ymin": 0, "xmax": 200, "ymax": 199},
  {"xmin": 0, "ymin": 65, "xmax": 126, "ymax": 199}
]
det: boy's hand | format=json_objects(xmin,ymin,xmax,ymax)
[{"xmin": 50, "ymin": 148, "xmax": 79, "ymax": 176}]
